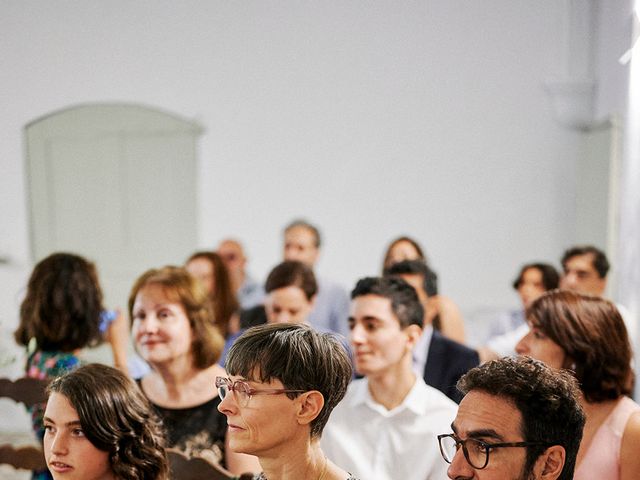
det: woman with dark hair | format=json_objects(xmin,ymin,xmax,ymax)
[
  {"xmin": 480, "ymin": 262, "xmax": 560, "ymax": 361},
  {"xmin": 186, "ymin": 251, "xmax": 241, "ymax": 339},
  {"xmin": 129, "ymin": 266, "xmax": 259, "ymax": 476},
  {"xmin": 516, "ymin": 290, "xmax": 640, "ymax": 480},
  {"xmin": 511, "ymin": 262, "xmax": 560, "ymax": 307},
  {"xmin": 44, "ymin": 363, "xmax": 168, "ymax": 480},
  {"xmin": 263, "ymin": 260, "xmax": 318, "ymax": 325},
  {"xmin": 382, "ymin": 236, "xmax": 427, "ymax": 269},
  {"xmin": 217, "ymin": 323, "xmax": 358, "ymax": 480},
  {"xmin": 14, "ymin": 252, "xmax": 129, "ymax": 480},
  {"xmin": 382, "ymin": 236, "xmax": 466, "ymax": 343}
]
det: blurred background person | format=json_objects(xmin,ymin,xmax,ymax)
[
  {"xmin": 516, "ymin": 290, "xmax": 640, "ymax": 480},
  {"xmin": 382, "ymin": 236, "xmax": 428, "ymax": 269},
  {"xmin": 14, "ymin": 252, "xmax": 130, "ymax": 480},
  {"xmin": 560, "ymin": 245, "xmax": 636, "ymax": 342},
  {"xmin": 221, "ymin": 260, "xmax": 351, "ymax": 366},
  {"xmin": 479, "ymin": 262, "xmax": 559, "ymax": 362},
  {"xmin": 186, "ymin": 251, "xmax": 241, "ymax": 339},
  {"xmin": 382, "ymin": 236, "xmax": 465, "ymax": 343},
  {"xmin": 129, "ymin": 266, "xmax": 259, "ymax": 476},
  {"xmin": 264, "ymin": 260, "xmax": 317, "ymax": 325},
  {"xmin": 217, "ymin": 238, "xmax": 265, "ymax": 310},
  {"xmin": 282, "ymin": 219, "xmax": 349, "ymax": 338}
]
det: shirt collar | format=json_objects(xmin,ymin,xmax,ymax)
[{"xmin": 348, "ymin": 376, "xmax": 429, "ymax": 416}]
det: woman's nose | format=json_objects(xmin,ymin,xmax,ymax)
[
  {"xmin": 217, "ymin": 388, "xmax": 239, "ymax": 415},
  {"xmin": 140, "ymin": 315, "xmax": 160, "ymax": 333},
  {"xmin": 49, "ymin": 432, "xmax": 68, "ymax": 455}
]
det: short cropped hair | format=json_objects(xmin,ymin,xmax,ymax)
[
  {"xmin": 384, "ymin": 259, "xmax": 440, "ymax": 297},
  {"xmin": 47, "ymin": 364, "xmax": 169, "ymax": 480},
  {"xmin": 265, "ymin": 260, "xmax": 318, "ymax": 300},
  {"xmin": 512, "ymin": 263, "xmax": 560, "ymax": 291},
  {"xmin": 284, "ymin": 219, "xmax": 322, "ymax": 248},
  {"xmin": 225, "ymin": 323, "xmax": 352, "ymax": 438},
  {"xmin": 128, "ymin": 266, "xmax": 224, "ymax": 369},
  {"xmin": 527, "ymin": 289, "xmax": 633, "ymax": 402},
  {"xmin": 561, "ymin": 245, "xmax": 609, "ymax": 278},
  {"xmin": 350, "ymin": 276, "xmax": 424, "ymax": 329},
  {"xmin": 15, "ymin": 253, "xmax": 104, "ymax": 351},
  {"xmin": 458, "ymin": 357, "xmax": 585, "ymax": 480}
]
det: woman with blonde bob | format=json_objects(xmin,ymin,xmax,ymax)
[
  {"xmin": 43, "ymin": 363, "xmax": 168, "ymax": 480},
  {"xmin": 516, "ymin": 289, "xmax": 640, "ymax": 480},
  {"xmin": 217, "ymin": 323, "xmax": 358, "ymax": 480},
  {"xmin": 129, "ymin": 266, "xmax": 259, "ymax": 475}
]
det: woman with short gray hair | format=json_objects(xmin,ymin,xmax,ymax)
[{"xmin": 217, "ymin": 323, "xmax": 358, "ymax": 480}]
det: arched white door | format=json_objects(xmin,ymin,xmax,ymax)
[{"xmin": 25, "ymin": 103, "xmax": 202, "ymax": 309}]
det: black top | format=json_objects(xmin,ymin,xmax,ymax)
[{"xmin": 137, "ymin": 380, "xmax": 228, "ymax": 467}]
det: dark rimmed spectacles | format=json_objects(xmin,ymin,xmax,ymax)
[
  {"xmin": 437, "ymin": 433, "xmax": 553, "ymax": 470},
  {"xmin": 215, "ymin": 376, "xmax": 306, "ymax": 408}
]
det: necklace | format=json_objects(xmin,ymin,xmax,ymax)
[{"xmin": 317, "ymin": 456, "xmax": 328, "ymax": 480}]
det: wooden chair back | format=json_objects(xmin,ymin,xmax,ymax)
[
  {"xmin": 0, "ymin": 376, "xmax": 49, "ymax": 472},
  {"xmin": 0, "ymin": 444, "xmax": 46, "ymax": 471},
  {"xmin": 0, "ymin": 376, "xmax": 48, "ymax": 408},
  {"xmin": 167, "ymin": 448, "xmax": 255, "ymax": 480}
]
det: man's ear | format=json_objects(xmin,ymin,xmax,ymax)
[
  {"xmin": 405, "ymin": 324, "xmax": 423, "ymax": 350},
  {"xmin": 535, "ymin": 445, "xmax": 565, "ymax": 480},
  {"xmin": 296, "ymin": 390, "xmax": 324, "ymax": 426}
]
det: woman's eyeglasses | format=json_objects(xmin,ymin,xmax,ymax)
[{"xmin": 215, "ymin": 376, "xmax": 305, "ymax": 408}]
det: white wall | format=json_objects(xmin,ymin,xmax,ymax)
[{"xmin": 0, "ymin": 0, "xmax": 628, "ymax": 347}]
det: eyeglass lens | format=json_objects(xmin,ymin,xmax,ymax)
[
  {"xmin": 440, "ymin": 435, "xmax": 488, "ymax": 469},
  {"xmin": 216, "ymin": 377, "xmax": 251, "ymax": 406}
]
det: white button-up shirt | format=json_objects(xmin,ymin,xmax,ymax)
[{"xmin": 321, "ymin": 376, "xmax": 457, "ymax": 480}]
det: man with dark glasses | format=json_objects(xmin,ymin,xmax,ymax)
[{"xmin": 439, "ymin": 356, "xmax": 585, "ymax": 480}]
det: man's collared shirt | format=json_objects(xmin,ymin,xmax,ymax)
[
  {"xmin": 321, "ymin": 376, "xmax": 457, "ymax": 480},
  {"xmin": 412, "ymin": 324, "xmax": 433, "ymax": 377}
]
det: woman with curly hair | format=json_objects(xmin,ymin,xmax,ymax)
[
  {"xmin": 43, "ymin": 363, "xmax": 168, "ymax": 480},
  {"xmin": 516, "ymin": 290, "xmax": 640, "ymax": 480},
  {"xmin": 14, "ymin": 252, "xmax": 129, "ymax": 480}
]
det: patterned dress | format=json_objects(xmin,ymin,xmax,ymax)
[
  {"xmin": 137, "ymin": 380, "xmax": 228, "ymax": 467},
  {"xmin": 26, "ymin": 351, "xmax": 81, "ymax": 480}
]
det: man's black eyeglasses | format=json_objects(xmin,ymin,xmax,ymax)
[{"xmin": 437, "ymin": 433, "xmax": 553, "ymax": 470}]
